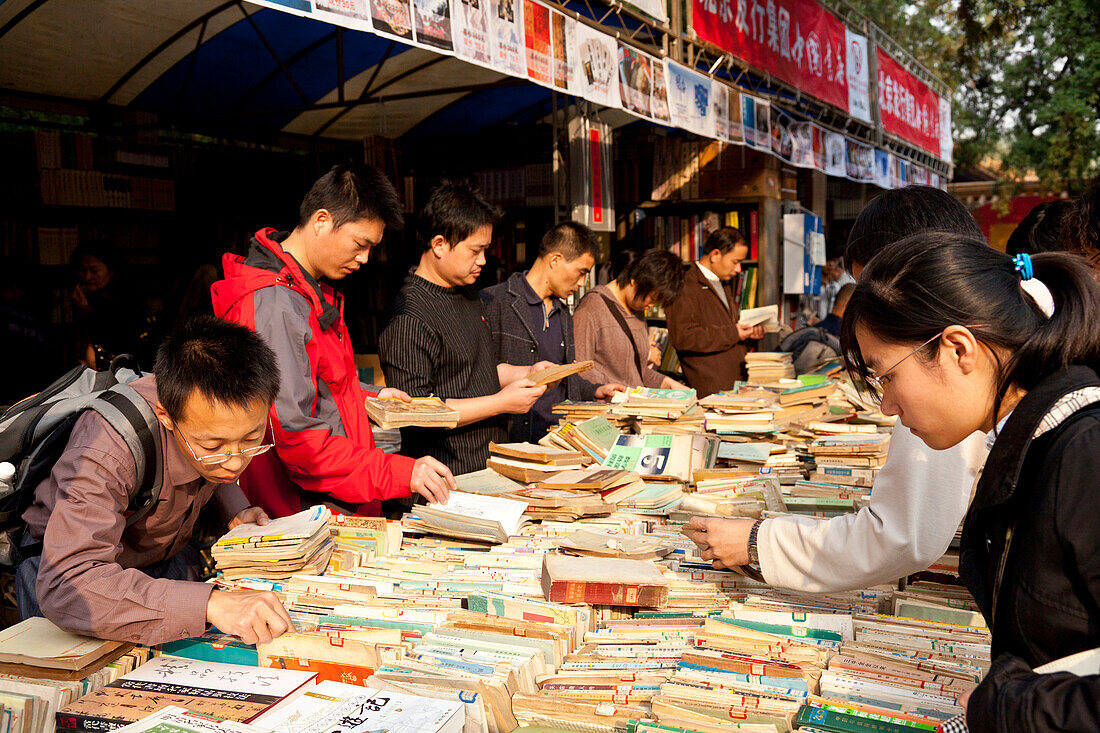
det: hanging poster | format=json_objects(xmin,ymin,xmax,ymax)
[
  {"xmin": 524, "ymin": 0, "xmax": 553, "ymax": 85},
  {"xmin": 413, "ymin": 0, "xmax": 454, "ymax": 51},
  {"xmin": 569, "ymin": 116, "xmax": 615, "ymax": 231},
  {"xmin": 250, "ymin": 0, "xmax": 313, "ymax": 14},
  {"xmin": 622, "ymin": 0, "xmax": 667, "ymax": 23},
  {"xmin": 753, "ymin": 97, "xmax": 771, "ymax": 152},
  {"xmin": 741, "ymin": 94, "xmax": 756, "ymax": 147},
  {"xmin": 789, "ymin": 121, "xmax": 813, "ymax": 168},
  {"xmin": 845, "ymin": 29, "xmax": 871, "ymax": 123},
  {"xmin": 876, "ymin": 47, "xmax": 943, "ymax": 158},
  {"xmin": 314, "ymin": 0, "xmax": 368, "ymax": 24},
  {"xmin": 573, "ymin": 22, "xmax": 620, "ymax": 108},
  {"xmin": 712, "ymin": 81, "xmax": 729, "ymax": 141},
  {"xmin": 824, "ymin": 131, "xmax": 846, "ymax": 176},
  {"xmin": 846, "ymin": 139, "xmax": 873, "ymax": 181},
  {"xmin": 692, "ymin": 0, "xmax": 851, "ymax": 112},
  {"xmin": 550, "ymin": 10, "xmax": 574, "ymax": 91},
  {"xmin": 727, "ymin": 88, "xmax": 744, "ymax": 144},
  {"xmin": 452, "ymin": 0, "xmax": 492, "ymax": 66},
  {"xmin": 873, "ymin": 148, "xmax": 890, "ymax": 188},
  {"xmin": 939, "ymin": 96, "xmax": 953, "ymax": 163},
  {"xmin": 811, "ymin": 124, "xmax": 825, "ymax": 169},
  {"xmin": 651, "ymin": 58, "xmax": 671, "ymax": 123},
  {"xmin": 489, "ymin": 0, "xmax": 526, "ymax": 77},
  {"xmin": 618, "ymin": 43, "xmax": 653, "ymax": 118},
  {"xmin": 666, "ymin": 61, "xmax": 712, "ymax": 137},
  {"xmin": 771, "ymin": 107, "xmax": 793, "ymax": 162}
]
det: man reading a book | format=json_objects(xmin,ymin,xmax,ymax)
[
  {"xmin": 18, "ymin": 317, "xmax": 295, "ymax": 646},
  {"xmin": 380, "ymin": 180, "xmax": 555, "ymax": 474},
  {"xmin": 212, "ymin": 164, "xmax": 454, "ymax": 519},
  {"xmin": 481, "ymin": 221, "xmax": 625, "ymax": 442},
  {"xmin": 666, "ymin": 227, "xmax": 765, "ymax": 398}
]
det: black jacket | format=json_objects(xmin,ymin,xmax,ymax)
[
  {"xmin": 481, "ymin": 272, "xmax": 598, "ymax": 441},
  {"xmin": 961, "ymin": 365, "xmax": 1100, "ymax": 732}
]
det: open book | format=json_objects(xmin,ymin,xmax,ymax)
[
  {"xmin": 407, "ymin": 491, "xmax": 530, "ymax": 544},
  {"xmin": 738, "ymin": 304, "xmax": 780, "ymax": 331}
]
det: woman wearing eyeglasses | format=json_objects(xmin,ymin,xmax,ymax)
[{"xmin": 842, "ymin": 235, "xmax": 1100, "ymax": 732}]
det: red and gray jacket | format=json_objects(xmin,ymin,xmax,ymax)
[{"xmin": 210, "ymin": 228, "xmax": 414, "ymax": 517}]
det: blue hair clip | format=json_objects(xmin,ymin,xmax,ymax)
[{"xmin": 1013, "ymin": 253, "xmax": 1034, "ymax": 281}]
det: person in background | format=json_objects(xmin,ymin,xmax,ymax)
[
  {"xmin": 18, "ymin": 317, "xmax": 293, "ymax": 646},
  {"xmin": 0, "ymin": 259, "xmax": 58, "ymax": 406},
  {"xmin": 842, "ymin": 235, "xmax": 1100, "ymax": 732},
  {"xmin": 380, "ymin": 180, "xmax": 551, "ymax": 474},
  {"xmin": 818, "ymin": 282, "xmax": 854, "ymax": 338},
  {"xmin": 1060, "ymin": 178, "xmax": 1100, "ymax": 271},
  {"xmin": 574, "ymin": 248, "xmax": 687, "ymax": 390},
  {"xmin": 212, "ymin": 163, "xmax": 453, "ymax": 519},
  {"xmin": 1004, "ymin": 199, "xmax": 1073, "ymax": 257},
  {"xmin": 666, "ymin": 227, "xmax": 764, "ymax": 397},
  {"xmin": 481, "ymin": 222, "xmax": 625, "ymax": 442},
  {"xmin": 816, "ymin": 257, "xmax": 856, "ymax": 321},
  {"xmin": 688, "ymin": 185, "xmax": 990, "ymax": 592},
  {"xmin": 69, "ymin": 241, "xmax": 152, "ymax": 369}
]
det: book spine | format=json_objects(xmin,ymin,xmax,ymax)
[{"xmin": 548, "ymin": 580, "xmax": 667, "ymax": 607}]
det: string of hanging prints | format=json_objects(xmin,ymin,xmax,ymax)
[{"xmin": 249, "ymin": 0, "xmax": 949, "ymax": 189}]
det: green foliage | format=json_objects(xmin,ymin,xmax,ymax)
[{"xmin": 845, "ymin": 0, "xmax": 1100, "ymax": 189}]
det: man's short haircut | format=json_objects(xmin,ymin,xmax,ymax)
[
  {"xmin": 844, "ymin": 185, "xmax": 983, "ymax": 268},
  {"xmin": 298, "ymin": 163, "xmax": 403, "ymax": 231},
  {"xmin": 614, "ymin": 248, "xmax": 686, "ymax": 305},
  {"xmin": 833, "ymin": 282, "xmax": 856, "ymax": 315},
  {"xmin": 155, "ymin": 316, "xmax": 281, "ymax": 423},
  {"xmin": 538, "ymin": 221, "xmax": 600, "ymax": 261},
  {"xmin": 701, "ymin": 227, "xmax": 747, "ymax": 256},
  {"xmin": 416, "ymin": 180, "xmax": 502, "ymax": 252}
]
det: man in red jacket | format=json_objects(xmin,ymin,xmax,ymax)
[{"xmin": 211, "ymin": 164, "xmax": 454, "ymax": 517}]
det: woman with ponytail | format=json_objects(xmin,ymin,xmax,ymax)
[{"xmin": 842, "ymin": 233, "xmax": 1100, "ymax": 732}]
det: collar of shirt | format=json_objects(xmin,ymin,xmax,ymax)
[
  {"xmin": 521, "ymin": 273, "xmax": 562, "ymax": 316},
  {"xmin": 163, "ymin": 430, "xmax": 204, "ymax": 488},
  {"xmin": 986, "ymin": 410, "xmax": 1014, "ymax": 451},
  {"xmin": 696, "ymin": 261, "xmax": 724, "ymax": 284}
]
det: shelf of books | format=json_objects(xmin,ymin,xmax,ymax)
[{"xmin": 0, "ymin": 375, "xmax": 999, "ymax": 733}]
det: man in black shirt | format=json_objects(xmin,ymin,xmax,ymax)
[
  {"xmin": 380, "ymin": 181, "xmax": 550, "ymax": 474},
  {"xmin": 481, "ymin": 222, "xmax": 624, "ymax": 442}
]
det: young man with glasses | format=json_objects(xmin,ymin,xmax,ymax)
[
  {"xmin": 213, "ymin": 164, "xmax": 454, "ymax": 519},
  {"xmin": 18, "ymin": 316, "xmax": 295, "ymax": 646}
]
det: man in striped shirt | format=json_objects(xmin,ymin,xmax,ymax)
[{"xmin": 380, "ymin": 181, "xmax": 554, "ymax": 474}]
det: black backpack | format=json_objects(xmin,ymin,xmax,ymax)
[{"xmin": 0, "ymin": 356, "xmax": 163, "ymax": 567}]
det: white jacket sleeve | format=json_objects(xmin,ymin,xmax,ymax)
[{"xmin": 756, "ymin": 425, "xmax": 988, "ymax": 592}]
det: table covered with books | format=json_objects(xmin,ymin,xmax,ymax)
[{"xmin": 2, "ymin": 361, "xmax": 1000, "ymax": 733}]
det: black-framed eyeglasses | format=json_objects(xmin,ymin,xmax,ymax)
[{"xmin": 177, "ymin": 418, "xmax": 275, "ymax": 465}]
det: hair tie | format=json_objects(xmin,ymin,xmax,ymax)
[{"xmin": 1013, "ymin": 253, "xmax": 1034, "ymax": 281}]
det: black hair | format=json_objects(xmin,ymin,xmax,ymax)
[
  {"xmin": 70, "ymin": 241, "xmax": 119, "ymax": 272},
  {"xmin": 701, "ymin": 227, "xmax": 747, "ymax": 256},
  {"xmin": 1061, "ymin": 179, "xmax": 1100, "ymax": 259},
  {"xmin": 844, "ymin": 185, "xmax": 983, "ymax": 268},
  {"xmin": 538, "ymin": 221, "xmax": 600, "ymax": 261},
  {"xmin": 1005, "ymin": 199, "xmax": 1073, "ymax": 256},
  {"xmin": 297, "ymin": 163, "xmax": 403, "ymax": 231},
  {"xmin": 841, "ymin": 232, "xmax": 1100, "ymax": 427},
  {"xmin": 613, "ymin": 248, "xmax": 685, "ymax": 305},
  {"xmin": 416, "ymin": 179, "xmax": 501, "ymax": 252},
  {"xmin": 155, "ymin": 315, "xmax": 281, "ymax": 423}
]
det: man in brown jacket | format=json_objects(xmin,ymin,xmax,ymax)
[{"xmin": 667, "ymin": 228, "xmax": 764, "ymax": 397}]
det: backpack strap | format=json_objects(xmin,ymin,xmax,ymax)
[{"xmin": 89, "ymin": 384, "xmax": 163, "ymax": 527}]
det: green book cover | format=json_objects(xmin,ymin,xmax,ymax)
[{"xmin": 576, "ymin": 416, "xmax": 622, "ymax": 454}]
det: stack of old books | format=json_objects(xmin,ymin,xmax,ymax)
[
  {"xmin": 744, "ymin": 351, "xmax": 796, "ymax": 381},
  {"xmin": 486, "ymin": 442, "xmax": 589, "ymax": 483},
  {"xmin": 611, "ymin": 387, "xmax": 698, "ymax": 421},
  {"xmin": 539, "ymin": 415, "xmax": 624, "ymax": 462},
  {"xmin": 551, "ymin": 400, "xmax": 631, "ymax": 428},
  {"xmin": 792, "ymin": 431, "xmax": 891, "ymax": 517},
  {"xmin": 212, "ymin": 505, "xmax": 335, "ymax": 580},
  {"xmin": 364, "ymin": 396, "xmax": 460, "ymax": 429},
  {"xmin": 602, "ymin": 433, "xmax": 718, "ymax": 483},
  {"xmin": 405, "ymin": 490, "xmax": 530, "ymax": 544}
]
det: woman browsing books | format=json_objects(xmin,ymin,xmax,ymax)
[{"xmin": 836, "ymin": 235, "xmax": 1100, "ymax": 732}]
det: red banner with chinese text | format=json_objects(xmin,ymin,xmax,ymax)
[
  {"xmin": 692, "ymin": 0, "xmax": 849, "ymax": 112},
  {"xmin": 875, "ymin": 47, "xmax": 941, "ymax": 157}
]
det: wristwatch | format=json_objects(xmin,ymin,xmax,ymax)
[{"xmin": 747, "ymin": 519, "xmax": 764, "ymax": 565}]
